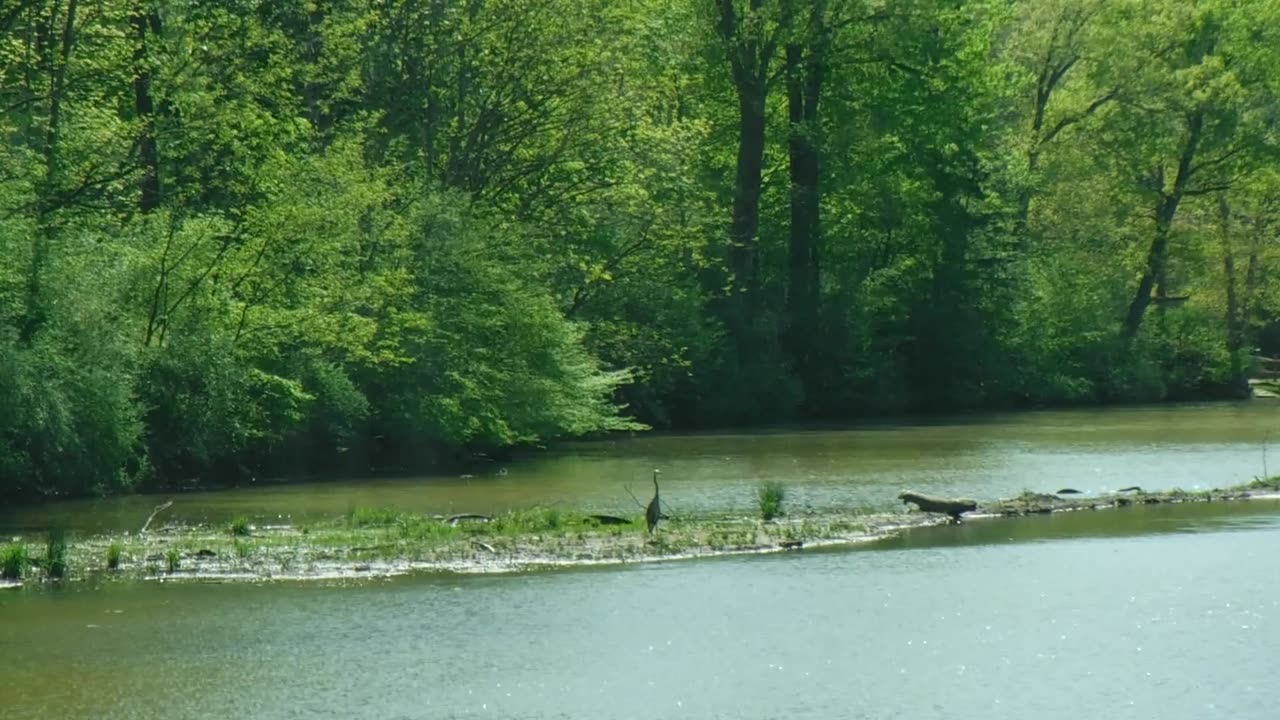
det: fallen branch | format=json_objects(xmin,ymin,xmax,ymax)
[{"xmin": 140, "ymin": 500, "xmax": 174, "ymax": 535}]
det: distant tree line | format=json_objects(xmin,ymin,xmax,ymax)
[{"xmin": 2, "ymin": 0, "xmax": 1278, "ymax": 499}]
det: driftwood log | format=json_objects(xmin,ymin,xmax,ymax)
[{"xmin": 898, "ymin": 491, "xmax": 977, "ymax": 522}]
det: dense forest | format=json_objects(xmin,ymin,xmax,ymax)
[{"xmin": 2, "ymin": 0, "xmax": 1279, "ymax": 499}]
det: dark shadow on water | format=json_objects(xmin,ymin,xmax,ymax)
[{"xmin": 863, "ymin": 499, "xmax": 1280, "ymax": 552}]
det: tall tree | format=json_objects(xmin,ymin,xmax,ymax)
[
  {"xmin": 713, "ymin": 0, "xmax": 782, "ymax": 337},
  {"xmin": 781, "ymin": 0, "xmax": 825, "ymax": 393},
  {"xmin": 132, "ymin": 3, "xmax": 161, "ymax": 213},
  {"xmin": 1107, "ymin": 1, "xmax": 1280, "ymax": 338}
]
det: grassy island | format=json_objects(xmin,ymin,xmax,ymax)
[{"xmin": 3, "ymin": 478, "xmax": 1279, "ymax": 587}]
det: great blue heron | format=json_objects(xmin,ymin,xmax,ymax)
[{"xmin": 645, "ymin": 469, "xmax": 662, "ymax": 533}]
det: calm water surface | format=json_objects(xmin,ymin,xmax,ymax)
[
  {"xmin": 2, "ymin": 402, "xmax": 1277, "ymax": 534},
  {"xmin": 2, "ymin": 501, "xmax": 1278, "ymax": 720}
]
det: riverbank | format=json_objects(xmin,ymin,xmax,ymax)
[{"xmin": 3, "ymin": 478, "xmax": 1279, "ymax": 587}]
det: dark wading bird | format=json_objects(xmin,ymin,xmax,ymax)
[{"xmin": 646, "ymin": 469, "xmax": 662, "ymax": 534}]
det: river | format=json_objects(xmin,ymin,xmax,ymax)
[
  {"xmin": 2, "ymin": 402, "xmax": 1279, "ymax": 719},
  {"xmin": 1, "ymin": 401, "xmax": 1276, "ymax": 534},
  {"xmin": 2, "ymin": 501, "xmax": 1278, "ymax": 719}
]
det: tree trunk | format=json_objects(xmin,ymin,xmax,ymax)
[
  {"xmin": 133, "ymin": 5, "xmax": 161, "ymax": 213},
  {"xmin": 1219, "ymin": 195, "xmax": 1247, "ymax": 393},
  {"xmin": 715, "ymin": 0, "xmax": 776, "ymax": 340},
  {"xmin": 783, "ymin": 4, "xmax": 823, "ymax": 392},
  {"xmin": 1122, "ymin": 110, "xmax": 1203, "ymax": 339},
  {"xmin": 1124, "ymin": 195, "xmax": 1176, "ymax": 338},
  {"xmin": 21, "ymin": 0, "xmax": 78, "ymax": 345},
  {"xmin": 1243, "ymin": 249, "xmax": 1259, "ymax": 332},
  {"xmin": 728, "ymin": 82, "xmax": 766, "ymax": 329},
  {"xmin": 303, "ymin": 1, "xmax": 329, "ymax": 134}
]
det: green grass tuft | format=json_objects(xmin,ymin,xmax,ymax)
[
  {"xmin": 106, "ymin": 541, "xmax": 123, "ymax": 570},
  {"xmin": 229, "ymin": 516, "xmax": 252, "ymax": 536},
  {"xmin": 2, "ymin": 543, "xmax": 29, "ymax": 580},
  {"xmin": 348, "ymin": 506, "xmax": 400, "ymax": 528},
  {"xmin": 757, "ymin": 481, "xmax": 786, "ymax": 521},
  {"xmin": 492, "ymin": 507, "xmax": 571, "ymax": 534},
  {"xmin": 1243, "ymin": 476, "xmax": 1280, "ymax": 490},
  {"xmin": 234, "ymin": 540, "xmax": 254, "ymax": 559},
  {"xmin": 395, "ymin": 516, "xmax": 460, "ymax": 544},
  {"xmin": 44, "ymin": 528, "xmax": 68, "ymax": 579},
  {"xmin": 165, "ymin": 548, "xmax": 180, "ymax": 573}
]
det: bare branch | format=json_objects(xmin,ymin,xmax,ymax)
[
  {"xmin": 140, "ymin": 500, "xmax": 173, "ymax": 535},
  {"xmin": 1039, "ymin": 89, "xmax": 1118, "ymax": 145},
  {"xmin": 1189, "ymin": 144, "xmax": 1246, "ymax": 177}
]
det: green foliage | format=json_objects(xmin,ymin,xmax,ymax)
[
  {"xmin": 44, "ymin": 529, "xmax": 68, "ymax": 579},
  {"xmin": 492, "ymin": 507, "xmax": 572, "ymax": 534},
  {"xmin": 395, "ymin": 518, "xmax": 460, "ymax": 544},
  {"xmin": 2, "ymin": 544, "xmax": 29, "ymax": 580},
  {"xmin": 483, "ymin": 504, "xmax": 576, "ymax": 532},
  {"xmin": 139, "ymin": 335, "xmax": 312, "ymax": 486},
  {"xmin": 106, "ymin": 542, "xmax": 123, "ymax": 571},
  {"xmin": 347, "ymin": 507, "xmax": 400, "ymax": 528},
  {"xmin": 2, "ymin": 0, "xmax": 1278, "ymax": 502},
  {"xmin": 165, "ymin": 548, "xmax": 181, "ymax": 574},
  {"xmin": 757, "ymin": 482, "xmax": 786, "ymax": 522},
  {"xmin": 229, "ymin": 516, "xmax": 252, "ymax": 537},
  {"xmin": 0, "ymin": 318, "xmax": 141, "ymax": 499}
]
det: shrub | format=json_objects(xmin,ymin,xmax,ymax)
[
  {"xmin": 138, "ymin": 334, "xmax": 311, "ymax": 488},
  {"xmin": 0, "ymin": 325, "xmax": 141, "ymax": 499},
  {"xmin": 106, "ymin": 541, "xmax": 123, "ymax": 570},
  {"xmin": 2, "ymin": 543, "xmax": 29, "ymax": 579},
  {"xmin": 757, "ymin": 481, "xmax": 786, "ymax": 521}
]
